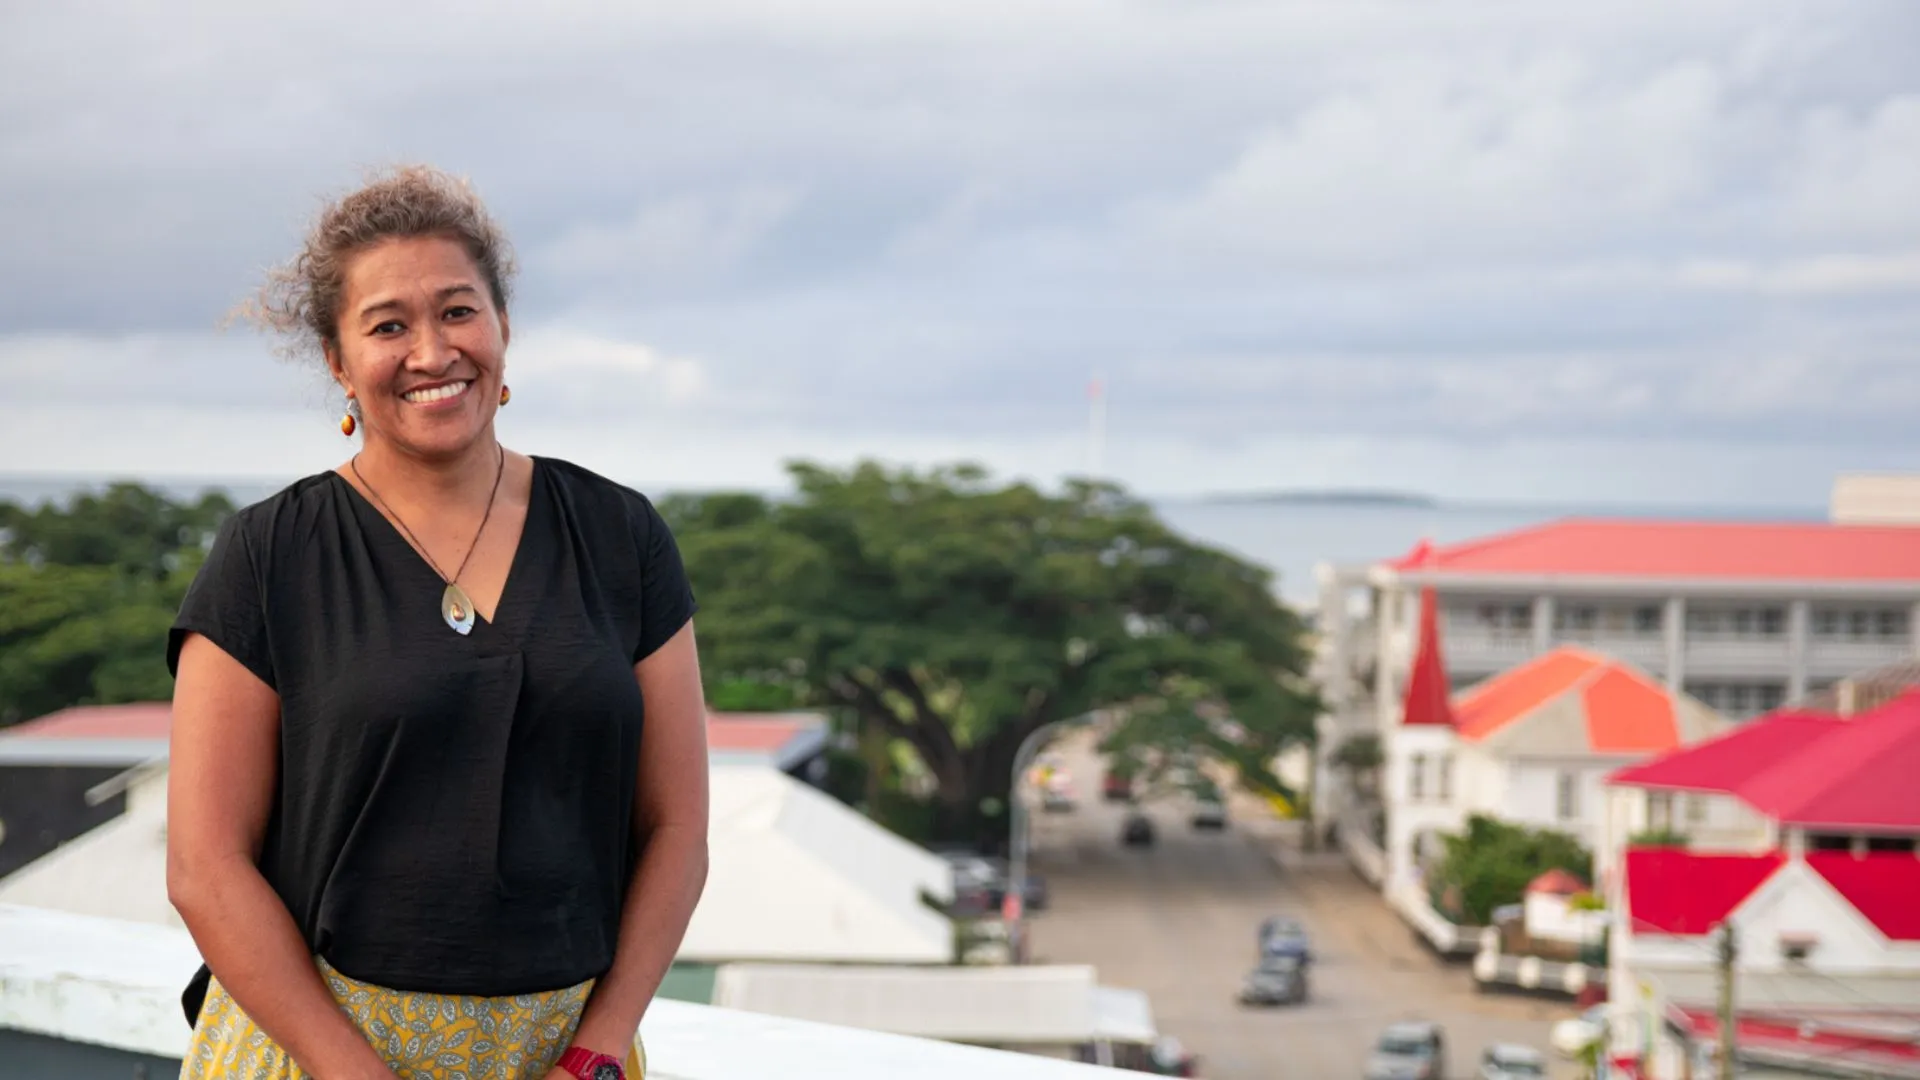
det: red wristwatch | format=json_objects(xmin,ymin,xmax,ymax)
[{"xmin": 556, "ymin": 1046, "xmax": 625, "ymax": 1080}]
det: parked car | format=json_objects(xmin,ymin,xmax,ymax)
[
  {"xmin": 1041, "ymin": 783, "xmax": 1076, "ymax": 813},
  {"xmin": 1258, "ymin": 916, "xmax": 1313, "ymax": 963},
  {"xmin": 1550, "ymin": 1004, "xmax": 1607, "ymax": 1058},
  {"xmin": 1237, "ymin": 955, "xmax": 1308, "ymax": 1006},
  {"xmin": 1122, "ymin": 812, "xmax": 1156, "ymax": 847},
  {"xmin": 940, "ymin": 853, "xmax": 1049, "ymax": 914},
  {"xmin": 1477, "ymin": 1043, "xmax": 1546, "ymax": 1080},
  {"xmin": 1190, "ymin": 798, "xmax": 1227, "ymax": 830},
  {"xmin": 1365, "ymin": 1021, "xmax": 1447, "ymax": 1080},
  {"xmin": 1102, "ymin": 771, "xmax": 1134, "ymax": 802}
]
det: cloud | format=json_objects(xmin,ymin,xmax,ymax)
[{"xmin": 2, "ymin": 0, "xmax": 1918, "ymax": 502}]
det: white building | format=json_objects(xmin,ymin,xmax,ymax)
[
  {"xmin": 1598, "ymin": 690, "xmax": 1920, "ymax": 1079},
  {"xmin": 1314, "ymin": 515, "xmax": 1920, "ymax": 832},
  {"xmin": 1381, "ymin": 588, "xmax": 1727, "ymax": 905}
]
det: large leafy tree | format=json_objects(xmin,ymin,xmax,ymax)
[
  {"xmin": 662, "ymin": 461, "xmax": 1319, "ymax": 840},
  {"xmin": 0, "ymin": 484, "xmax": 230, "ymax": 726}
]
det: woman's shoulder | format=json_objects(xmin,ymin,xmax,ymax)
[
  {"xmin": 534, "ymin": 456, "xmax": 668, "ymax": 517},
  {"xmin": 219, "ymin": 471, "xmax": 349, "ymax": 553}
]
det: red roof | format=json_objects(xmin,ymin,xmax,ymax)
[
  {"xmin": 1740, "ymin": 693, "xmax": 1920, "ymax": 830},
  {"xmin": 706, "ymin": 712, "xmax": 820, "ymax": 753},
  {"xmin": 1527, "ymin": 868, "xmax": 1588, "ymax": 896},
  {"xmin": 1451, "ymin": 647, "xmax": 1687, "ymax": 753},
  {"xmin": 1389, "ymin": 519, "xmax": 1920, "ymax": 582},
  {"xmin": 1610, "ymin": 711, "xmax": 1842, "ymax": 794},
  {"xmin": 1806, "ymin": 852, "xmax": 1920, "ymax": 941},
  {"xmin": 1675, "ymin": 1008, "xmax": 1920, "ymax": 1070},
  {"xmin": 1401, "ymin": 587, "xmax": 1456, "ymax": 727},
  {"xmin": 1623, "ymin": 849, "xmax": 1784, "ymax": 935},
  {"xmin": 1612, "ymin": 692, "xmax": 1920, "ymax": 830},
  {"xmin": 4, "ymin": 703, "xmax": 173, "ymax": 740}
]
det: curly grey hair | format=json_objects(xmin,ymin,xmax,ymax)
[{"xmin": 242, "ymin": 165, "xmax": 516, "ymax": 368}]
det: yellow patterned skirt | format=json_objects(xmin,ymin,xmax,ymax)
[{"xmin": 182, "ymin": 959, "xmax": 646, "ymax": 1080}]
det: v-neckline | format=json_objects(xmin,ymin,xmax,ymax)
[{"xmin": 333, "ymin": 456, "xmax": 543, "ymax": 636}]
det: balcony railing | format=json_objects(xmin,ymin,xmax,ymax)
[
  {"xmin": 1441, "ymin": 628, "xmax": 1537, "ymax": 673},
  {"xmin": 0, "ymin": 905, "xmax": 1115, "ymax": 1080},
  {"xmin": 1806, "ymin": 637, "xmax": 1915, "ymax": 676},
  {"xmin": 1550, "ymin": 631, "xmax": 1668, "ymax": 670},
  {"xmin": 1683, "ymin": 633, "xmax": 1793, "ymax": 677}
]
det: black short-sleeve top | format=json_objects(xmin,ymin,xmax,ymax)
[{"xmin": 167, "ymin": 456, "xmax": 696, "ymax": 1009}]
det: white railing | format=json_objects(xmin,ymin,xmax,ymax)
[
  {"xmin": 1442, "ymin": 630, "xmax": 1538, "ymax": 673},
  {"xmin": 1384, "ymin": 881, "xmax": 1481, "ymax": 958},
  {"xmin": 1683, "ymin": 635, "xmax": 1792, "ymax": 676},
  {"xmin": 1340, "ymin": 818, "xmax": 1386, "ymax": 887},
  {"xmin": 0, "ymin": 906, "xmax": 1112, "ymax": 1080},
  {"xmin": 1552, "ymin": 632, "xmax": 1668, "ymax": 670},
  {"xmin": 1806, "ymin": 638, "xmax": 1915, "ymax": 675}
]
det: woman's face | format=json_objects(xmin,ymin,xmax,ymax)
[{"xmin": 329, "ymin": 235, "xmax": 510, "ymax": 462}]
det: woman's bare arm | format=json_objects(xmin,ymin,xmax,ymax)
[
  {"xmin": 567, "ymin": 620, "xmax": 711, "ymax": 1063},
  {"xmin": 167, "ymin": 633, "xmax": 397, "ymax": 1080}
]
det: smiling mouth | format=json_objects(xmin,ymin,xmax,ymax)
[{"xmin": 403, "ymin": 380, "xmax": 472, "ymax": 404}]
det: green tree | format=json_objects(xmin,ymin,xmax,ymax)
[
  {"xmin": 1435, "ymin": 814, "xmax": 1592, "ymax": 924},
  {"xmin": 663, "ymin": 461, "xmax": 1319, "ymax": 843},
  {"xmin": 0, "ymin": 485, "xmax": 227, "ymax": 727}
]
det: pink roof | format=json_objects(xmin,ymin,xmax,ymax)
[
  {"xmin": 1451, "ymin": 647, "xmax": 1685, "ymax": 753},
  {"xmin": 4, "ymin": 703, "xmax": 173, "ymax": 740},
  {"xmin": 1401, "ymin": 587, "xmax": 1456, "ymax": 727},
  {"xmin": 1624, "ymin": 849, "xmax": 1785, "ymax": 935},
  {"xmin": 1610, "ymin": 711, "xmax": 1843, "ymax": 794},
  {"xmin": 1389, "ymin": 519, "xmax": 1920, "ymax": 582},
  {"xmin": 1527, "ymin": 868, "xmax": 1588, "ymax": 896},
  {"xmin": 1612, "ymin": 692, "xmax": 1920, "ymax": 830},
  {"xmin": 1740, "ymin": 693, "xmax": 1920, "ymax": 830},
  {"xmin": 1806, "ymin": 852, "xmax": 1920, "ymax": 942}
]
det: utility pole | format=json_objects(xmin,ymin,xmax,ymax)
[{"xmin": 1717, "ymin": 920, "xmax": 1738, "ymax": 1080}]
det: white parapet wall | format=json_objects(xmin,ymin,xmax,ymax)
[{"xmin": 0, "ymin": 905, "xmax": 1113, "ymax": 1080}]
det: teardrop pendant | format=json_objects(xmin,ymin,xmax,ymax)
[{"xmin": 442, "ymin": 582, "xmax": 476, "ymax": 636}]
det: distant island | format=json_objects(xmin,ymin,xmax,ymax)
[{"xmin": 1202, "ymin": 489, "xmax": 1438, "ymax": 508}]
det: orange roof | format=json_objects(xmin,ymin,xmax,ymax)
[
  {"xmin": 1390, "ymin": 519, "xmax": 1920, "ymax": 582},
  {"xmin": 1452, "ymin": 647, "xmax": 1684, "ymax": 753}
]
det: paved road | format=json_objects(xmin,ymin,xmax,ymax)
[{"xmin": 1025, "ymin": 740, "xmax": 1574, "ymax": 1079}]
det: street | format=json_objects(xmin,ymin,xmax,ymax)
[{"xmin": 1025, "ymin": 739, "xmax": 1574, "ymax": 1079}]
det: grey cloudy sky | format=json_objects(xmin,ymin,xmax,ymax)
[{"xmin": 2, "ymin": 0, "xmax": 1917, "ymax": 504}]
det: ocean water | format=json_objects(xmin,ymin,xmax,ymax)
[{"xmin": 1, "ymin": 475, "xmax": 1821, "ymax": 609}]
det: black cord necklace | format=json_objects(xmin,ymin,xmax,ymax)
[{"xmin": 350, "ymin": 443, "xmax": 506, "ymax": 636}]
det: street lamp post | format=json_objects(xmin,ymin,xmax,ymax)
[{"xmin": 1007, "ymin": 717, "xmax": 1077, "ymax": 963}]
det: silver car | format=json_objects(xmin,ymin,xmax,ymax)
[
  {"xmin": 1365, "ymin": 1021, "xmax": 1446, "ymax": 1080},
  {"xmin": 1477, "ymin": 1043, "xmax": 1545, "ymax": 1080}
]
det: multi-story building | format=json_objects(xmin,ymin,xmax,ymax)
[{"xmin": 1313, "ymin": 518, "xmax": 1920, "ymax": 829}]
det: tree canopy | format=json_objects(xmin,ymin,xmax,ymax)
[
  {"xmin": 662, "ymin": 460, "xmax": 1319, "ymax": 841},
  {"xmin": 0, "ymin": 484, "xmax": 231, "ymax": 727},
  {"xmin": 1434, "ymin": 813, "xmax": 1592, "ymax": 925}
]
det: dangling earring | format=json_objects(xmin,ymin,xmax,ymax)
[
  {"xmin": 340, "ymin": 411, "xmax": 356, "ymax": 437},
  {"xmin": 499, "ymin": 385, "xmax": 512, "ymax": 407}
]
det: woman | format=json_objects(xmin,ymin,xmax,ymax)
[{"xmin": 166, "ymin": 165, "xmax": 708, "ymax": 1080}]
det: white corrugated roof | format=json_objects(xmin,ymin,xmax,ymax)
[
  {"xmin": 682, "ymin": 765, "xmax": 953, "ymax": 964},
  {"xmin": 1, "ymin": 763, "xmax": 953, "ymax": 966},
  {"xmin": 712, "ymin": 963, "xmax": 1151, "ymax": 1045}
]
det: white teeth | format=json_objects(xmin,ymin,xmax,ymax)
[{"xmin": 403, "ymin": 381, "xmax": 471, "ymax": 404}]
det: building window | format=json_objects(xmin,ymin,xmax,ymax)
[
  {"xmin": 1556, "ymin": 772, "xmax": 1578, "ymax": 820},
  {"xmin": 1556, "ymin": 605, "xmax": 1598, "ymax": 633},
  {"xmin": 1878, "ymin": 609, "xmax": 1909, "ymax": 639},
  {"xmin": 1648, "ymin": 793, "xmax": 1673, "ymax": 830},
  {"xmin": 1437, "ymin": 754, "xmax": 1453, "ymax": 802},
  {"xmin": 1409, "ymin": 754, "xmax": 1426, "ymax": 802},
  {"xmin": 1634, "ymin": 605, "xmax": 1663, "ymax": 635},
  {"xmin": 1688, "ymin": 606, "xmax": 1786, "ymax": 639},
  {"xmin": 1686, "ymin": 795, "xmax": 1708, "ymax": 825}
]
